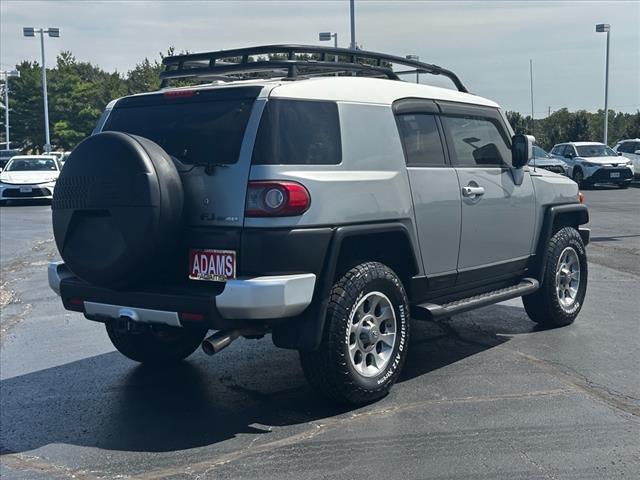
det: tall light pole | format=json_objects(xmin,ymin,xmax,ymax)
[
  {"xmin": 349, "ymin": 0, "xmax": 356, "ymax": 49},
  {"xmin": 319, "ymin": 32, "xmax": 339, "ymax": 74},
  {"xmin": 319, "ymin": 31, "xmax": 338, "ymax": 48},
  {"xmin": 1, "ymin": 69, "xmax": 20, "ymax": 150},
  {"xmin": 529, "ymin": 59, "xmax": 535, "ymax": 137},
  {"xmin": 596, "ymin": 23, "xmax": 610, "ymax": 145},
  {"xmin": 23, "ymin": 26, "xmax": 60, "ymax": 153},
  {"xmin": 406, "ymin": 55, "xmax": 420, "ymax": 83}
]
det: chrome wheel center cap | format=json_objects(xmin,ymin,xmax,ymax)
[{"xmin": 359, "ymin": 325, "xmax": 379, "ymax": 350}]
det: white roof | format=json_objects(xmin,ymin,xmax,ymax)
[
  {"xmin": 268, "ymin": 76, "xmax": 499, "ymax": 107},
  {"xmin": 151, "ymin": 76, "xmax": 499, "ymax": 108},
  {"xmin": 569, "ymin": 142, "xmax": 606, "ymax": 146},
  {"xmin": 7, "ymin": 155, "xmax": 58, "ymax": 159}
]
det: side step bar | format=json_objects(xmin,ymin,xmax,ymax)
[{"xmin": 414, "ymin": 278, "xmax": 539, "ymax": 320}]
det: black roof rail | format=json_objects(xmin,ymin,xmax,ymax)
[{"xmin": 159, "ymin": 44, "xmax": 468, "ymax": 93}]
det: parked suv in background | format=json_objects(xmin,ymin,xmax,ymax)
[
  {"xmin": 613, "ymin": 138, "xmax": 640, "ymax": 179},
  {"xmin": 48, "ymin": 45, "xmax": 590, "ymax": 405},
  {"xmin": 551, "ymin": 141, "xmax": 634, "ymax": 188},
  {"xmin": 529, "ymin": 145, "xmax": 568, "ymax": 176}
]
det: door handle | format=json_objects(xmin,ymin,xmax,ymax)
[{"xmin": 462, "ymin": 185, "xmax": 485, "ymax": 197}]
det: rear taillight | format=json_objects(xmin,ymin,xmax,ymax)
[
  {"xmin": 66, "ymin": 298, "xmax": 85, "ymax": 312},
  {"xmin": 245, "ymin": 181, "xmax": 311, "ymax": 217},
  {"xmin": 179, "ymin": 312, "xmax": 205, "ymax": 322}
]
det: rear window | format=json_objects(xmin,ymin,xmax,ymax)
[
  {"xmin": 252, "ymin": 99, "xmax": 341, "ymax": 165},
  {"xmin": 103, "ymin": 89, "xmax": 258, "ymax": 165}
]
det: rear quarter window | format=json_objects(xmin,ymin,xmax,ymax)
[{"xmin": 252, "ymin": 99, "xmax": 341, "ymax": 165}]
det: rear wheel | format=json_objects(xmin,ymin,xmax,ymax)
[
  {"xmin": 523, "ymin": 227, "xmax": 587, "ymax": 327},
  {"xmin": 300, "ymin": 262, "xmax": 410, "ymax": 405},
  {"xmin": 106, "ymin": 323, "xmax": 207, "ymax": 366}
]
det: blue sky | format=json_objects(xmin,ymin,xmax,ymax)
[{"xmin": 1, "ymin": 0, "xmax": 638, "ymax": 116}]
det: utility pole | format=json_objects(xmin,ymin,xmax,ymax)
[
  {"xmin": 350, "ymin": 0, "xmax": 356, "ymax": 49},
  {"xmin": 23, "ymin": 26, "xmax": 60, "ymax": 153}
]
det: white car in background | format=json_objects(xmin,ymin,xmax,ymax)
[
  {"xmin": 550, "ymin": 141, "xmax": 634, "ymax": 188},
  {"xmin": 48, "ymin": 151, "xmax": 73, "ymax": 165},
  {"xmin": 0, "ymin": 155, "xmax": 61, "ymax": 203},
  {"xmin": 612, "ymin": 138, "xmax": 640, "ymax": 179}
]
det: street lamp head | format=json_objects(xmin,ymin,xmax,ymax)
[
  {"xmin": 23, "ymin": 27, "xmax": 35, "ymax": 37},
  {"xmin": 319, "ymin": 32, "xmax": 333, "ymax": 41},
  {"xmin": 596, "ymin": 23, "xmax": 610, "ymax": 33},
  {"xmin": 406, "ymin": 54, "xmax": 419, "ymax": 61},
  {"xmin": 47, "ymin": 28, "xmax": 60, "ymax": 37}
]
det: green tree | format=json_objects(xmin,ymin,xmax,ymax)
[
  {"xmin": 8, "ymin": 61, "xmax": 46, "ymax": 152},
  {"xmin": 567, "ymin": 110, "xmax": 590, "ymax": 142},
  {"xmin": 506, "ymin": 111, "xmax": 528, "ymax": 134}
]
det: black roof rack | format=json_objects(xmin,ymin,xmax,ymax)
[{"xmin": 159, "ymin": 44, "xmax": 468, "ymax": 93}]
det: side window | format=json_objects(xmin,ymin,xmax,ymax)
[
  {"xmin": 565, "ymin": 145, "xmax": 576, "ymax": 157},
  {"xmin": 252, "ymin": 99, "xmax": 341, "ymax": 165},
  {"xmin": 551, "ymin": 145, "xmax": 563, "ymax": 155},
  {"xmin": 395, "ymin": 114, "xmax": 447, "ymax": 167},
  {"xmin": 443, "ymin": 115, "xmax": 512, "ymax": 167}
]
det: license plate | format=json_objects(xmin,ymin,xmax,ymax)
[
  {"xmin": 610, "ymin": 172, "xmax": 620, "ymax": 178},
  {"xmin": 19, "ymin": 186, "xmax": 33, "ymax": 193},
  {"xmin": 189, "ymin": 249, "xmax": 236, "ymax": 282}
]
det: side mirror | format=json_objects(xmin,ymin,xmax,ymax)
[
  {"xmin": 618, "ymin": 152, "xmax": 623, "ymax": 156},
  {"xmin": 564, "ymin": 153, "xmax": 574, "ymax": 159},
  {"xmin": 511, "ymin": 134, "xmax": 534, "ymax": 168}
]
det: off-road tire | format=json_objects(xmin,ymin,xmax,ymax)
[
  {"xmin": 523, "ymin": 227, "xmax": 587, "ymax": 327},
  {"xmin": 106, "ymin": 323, "xmax": 207, "ymax": 366},
  {"xmin": 299, "ymin": 262, "xmax": 410, "ymax": 405}
]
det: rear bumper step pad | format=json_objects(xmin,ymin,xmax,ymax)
[{"xmin": 414, "ymin": 278, "xmax": 539, "ymax": 320}]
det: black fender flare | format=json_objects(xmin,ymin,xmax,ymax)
[
  {"xmin": 529, "ymin": 203, "xmax": 589, "ymax": 281},
  {"xmin": 272, "ymin": 222, "xmax": 420, "ymax": 350}
]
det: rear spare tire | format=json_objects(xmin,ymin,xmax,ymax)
[{"xmin": 52, "ymin": 132, "xmax": 184, "ymax": 288}]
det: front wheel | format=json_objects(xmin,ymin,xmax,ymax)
[
  {"xmin": 106, "ymin": 322, "xmax": 207, "ymax": 366},
  {"xmin": 523, "ymin": 227, "xmax": 588, "ymax": 327},
  {"xmin": 572, "ymin": 168, "xmax": 586, "ymax": 187},
  {"xmin": 300, "ymin": 262, "xmax": 410, "ymax": 405}
]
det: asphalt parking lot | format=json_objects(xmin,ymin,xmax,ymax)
[{"xmin": 1, "ymin": 187, "xmax": 638, "ymax": 480}]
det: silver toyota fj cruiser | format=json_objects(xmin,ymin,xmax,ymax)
[{"xmin": 49, "ymin": 45, "xmax": 590, "ymax": 404}]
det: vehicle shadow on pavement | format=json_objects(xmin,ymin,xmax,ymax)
[
  {"xmin": 401, "ymin": 303, "xmax": 539, "ymax": 381},
  {"xmin": 0, "ymin": 304, "xmax": 538, "ymax": 454}
]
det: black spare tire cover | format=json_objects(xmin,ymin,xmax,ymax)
[{"xmin": 52, "ymin": 132, "xmax": 184, "ymax": 289}]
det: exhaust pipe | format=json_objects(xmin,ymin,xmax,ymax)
[
  {"xmin": 201, "ymin": 328, "xmax": 266, "ymax": 356},
  {"xmin": 202, "ymin": 330, "xmax": 241, "ymax": 356}
]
